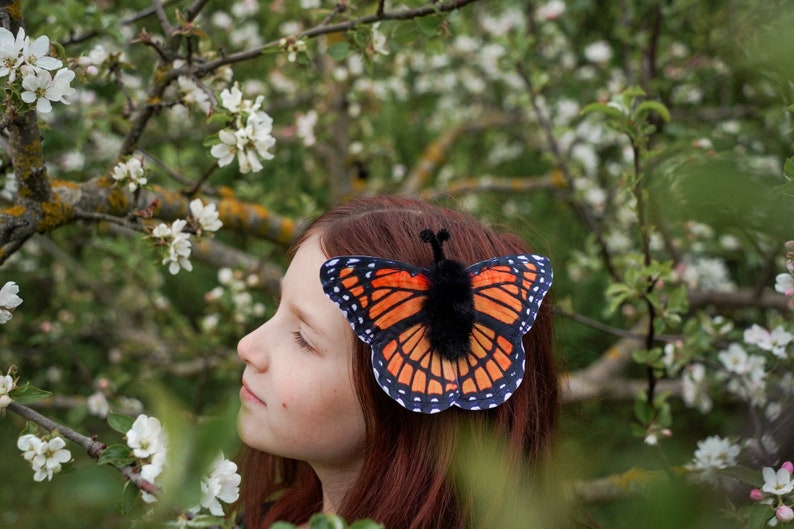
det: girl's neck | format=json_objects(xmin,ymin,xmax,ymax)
[{"xmin": 310, "ymin": 457, "xmax": 364, "ymax": 517}]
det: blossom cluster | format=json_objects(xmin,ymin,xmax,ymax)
[
  {"xmin": 679, "ymin": 248, "xmax": 794, "ymax": 525},
  {"xmin": 0, "ymin": 28, "xmax": 76, "ymax": 113},
  {"xmin": 0, "ymin": 372, "xmax": 15, "ymax": 409},
  {"xmin": 685, "ymin": 435, "xmax": 741, "ymax": 488},
  {"xmin": 125, "ymin": 414, "xmax": 240, "ymax": 515},
  {"xmin": 111, "ymin": 156, "xmax": 148, "ymax": 193},
  {"xmin": 150, "ymin": 199, "xmax": 222, "ymax": 275},
  {"xmin": 0, "ymin": 281, "xmax": 22, "ymax": 324},
  {"xmin": 210, "ymin": 83, "xmax": 277, "ymax": 174},
  {"xmin": 202, "ymin": 267, "xmax": 266, "ymax": 329},
  {"xmin": 126, "ymin": 414, "xmax": 169, "ymax": 503},
  {"xmin": 17, "ymin": 433, "xmax": 72, "ymax": 482},
  {"xmin": 750, "ymin": 462, "xmax": 794, "ymax": 525},
  {"xmin": 152, "ymin": 219, "xmax": 193, "ymax": 275}
]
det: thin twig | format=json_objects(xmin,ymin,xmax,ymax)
[
  {"xmin": 514, "ymin": 60, "xmax": 620, "ymax": 282},
  {"xmin": 320, "ymin": 2, "xmax": 349, "ymax": 27},
  {"xmin": 558, "ymin": 308, "xmax": 679, "ymax": 343},
  {"xmin": 184, "ymin": 0, "xmax": 212, "ymax": 23},
  {"xmin": 72, "ymin": 208, "xmax": 148, "ymax": 233},
  {"xmin": 151, "ymin": 0, "xmax": 175, "ymax": 38}
]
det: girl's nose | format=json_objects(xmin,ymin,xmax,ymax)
[{"xmin": 237, "ymin": 321, "xmax": 269, "ymax": 372}]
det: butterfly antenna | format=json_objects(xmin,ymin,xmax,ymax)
[{"xmin": 420, "ymin": 229, "xmax": 450, "ymax": 262}]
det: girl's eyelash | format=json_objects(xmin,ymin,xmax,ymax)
[{"xmin": 292, "ymin": 331, "xmax": 312, "ymax": 351}]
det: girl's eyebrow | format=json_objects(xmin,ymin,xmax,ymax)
[{"xmin": 286, "ymin": 300, "xmax": 322, "ymax": 336}]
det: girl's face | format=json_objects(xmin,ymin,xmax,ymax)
[{"xmin": 237, "ymin": 234, "xmax": 366, "ymax": 468}]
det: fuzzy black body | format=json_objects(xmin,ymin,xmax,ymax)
[{"xmin": 423, "ymin": 255, "xmax": 475, "ymax": 361}]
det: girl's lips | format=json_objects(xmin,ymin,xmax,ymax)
[{"xmin": 240, "ymin": 380, "xmax": 266, "ymax": 406}]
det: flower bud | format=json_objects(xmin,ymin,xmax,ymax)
[
  {"xmin": 0, "ymin": 394, "xmax": 12, "ymax": 409},
  {"xmin": 782, "ymin": 461, "xmax": 794, "ymax": 474},
  {"xmin": 749, "ymin": 488, "xmax": 764, "ymax": 502},
  {"xmin": 776, "ymin": 505, "xmax": 794, "ymax": 523}
]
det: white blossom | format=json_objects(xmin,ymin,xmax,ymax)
[
  {"xmin": 744, "ymin": 324, "xmax": 792, "ymax": 358},
  {"xmin": 198, "ymin": 453, "xmax": 241, "ymax": 516},
  {"xmin": 219, "ymin": 84, "xmax": 245, "ymax": 113},
  {"xmin": 536, "ymin": 0, "xmax": 566, "ymax": 20},
  {"xmin": 17, "ymin": 434, "xmax": 72, "ymax": 482},
  {"xmin": 111, "ymin": 156, "xmax": 148, "ymax": 192},
  {"xmin": 152, "ymin": 220, "xmax": 193, "ymax": 275},
  {"xmin": 370, "ymin": 23, "xmax": 389, "ymax": 56},
  {"xmin": 22, "ymin": 33, "xmax": 62, "ymax": 71},
  {"xmin": 682, "ymin": 363, "xmax": 712, "ymax": 414},
  {"xmin": 86, "ymin": 391, "xmax": 109, "ymax": 418},
  {"xmin": 762, "ymin": 467, "xmax": 794, "ymax": 496},
  {"xmin": 0, "ymin": 281, "xmax": 23, "ymax": 324},
  {"xmin": 0, "ymin": 27, "xmax": 25, "ymax": 81},
  {"xmin": 210, "ymin": 103, "xmax": 276, "ymax": 174},
  {"xmin": 686, "ymin": 435, "xmax": 740, "ymax": 487},
  {"xmin": 0, "ymin": 374, "xmax": 14, "ymax": 407},
  {"xmin": 0, "ymin": 374, "xmax": 12, "ymax": 393},
  {"xmin": 20, "ymin": 67, "xmax": 76, "ymax": 113},
  {"xmin": 295, "ymin": 110, "xmax": 318, "ymax": 147},
  {"xmin": 189, "ymin": 199, "xmax": 223, "ymax": 233},
  {"xmin": 718, "ymin": 344, "xmax": 767, "ymax": 406},
  {"xmin": 584, "ymin": 41, "xmax": 613, "ymax": 63},
  {"xmin": 126, "ymin": 414, "xmax": 168, "ymax": 460},
  {"xmin": 177, "ymin": 76, "xmax": 211, "ymax": 114},
  {"xmin": 775, "ymin": 272, "xmax": 794, "ymax": 296}
]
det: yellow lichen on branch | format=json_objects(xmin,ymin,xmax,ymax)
[
  {"xmin": 38, "ymin": 195, "xmax": 74, "ymax": 233},
  {"xmin": 217, "ymin": 196, "xmax": 301, "ymax": 245}
]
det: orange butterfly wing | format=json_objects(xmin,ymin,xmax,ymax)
[
  {"xmin": 321, "ymin": 256, "xmax": 460, "ymax": 413},
  {"xmin": 454, "ymin": 254, "xmax": 553, "ymax": 410}
]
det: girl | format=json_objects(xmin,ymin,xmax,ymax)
[{"xmin": 237, "ymin": 195, "xmax": 559, "ymax": 528}]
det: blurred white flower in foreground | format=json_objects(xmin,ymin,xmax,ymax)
[{"xmin": 198, "ymin": 453, "xmax": 241, "ymax": 516}]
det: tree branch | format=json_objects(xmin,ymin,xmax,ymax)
[
  {"xmin": 184, "ymin": 0, "xmax": 483, "ymax": 76},
  {"xmin": 7, "ymin": 401, "xmax": 159, "ymax": 495}
]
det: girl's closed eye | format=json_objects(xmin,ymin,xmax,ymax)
[{"xmin": 292, "ymin": 330, "xmax": 313, "ymax": 351}]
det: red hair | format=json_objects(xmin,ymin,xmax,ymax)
[{"xmin": 241, "ymin": 196, "xmax": 559, "ymax": 528}]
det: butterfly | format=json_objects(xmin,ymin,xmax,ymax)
[{"xmin": 320, "ymin": 229, "xmax": 552, "ymax": 414}]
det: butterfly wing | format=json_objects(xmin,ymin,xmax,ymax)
[
  {"xmin": 454, "ymin": 254, "xmax": 553, "ymax": 410},
  {"xmin": 320, "ymin": 256, "xmax": 461, "ymax": 413}
]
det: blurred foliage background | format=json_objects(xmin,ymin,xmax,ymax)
[{"xmin": 2, "ymin": 0, "xmax": 794, "ymax": 527}]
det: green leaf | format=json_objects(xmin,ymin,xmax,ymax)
[
  {"xmin": 20, "ymin": 421, "xmax": 39, "ymax": 436},
  {"xmin": 633, "ymin": 393, "xmax": 653, "ymax": 425},
  {"xmin": 719, "ymin": 465, "xmax": 763, "ymax": 488},
  {"xmin": 635, "ymin": 101, "xmax": 671, "ymax": 123},
  {"xmin": 581, "ymin": 102, "xmax": 624, "ymax": 120},
  {"xmin": 414, "ymin": 15, "xmax": 443, "ymax": 36},
  {"xmin": 742, "ymin": 502, "xmax": 774, "ymax": 529},
  {"xmin": 97, "ymin": 443, "xmax": 135, "ymax": 467},
  {"xmin": 309, "ymin": 513, "xmax": 347, "ymax": 529},
  {"xmin": 327, "ymin": 41, "xmax": 351, "ymax": 61},
  {"xmin": 667, "ymin": 285, "xmax": 689, "ymax": 313},
  {"xmin": 9, "ymin": 383, "xmax": 52, "ymax": 404},
  {"xmin": 784, "ymin": 156, "xmax": 794, "ymax": 179},
  {"xmin": 107, "ymin": 411, "xmax": 136, "ymax": 435}
]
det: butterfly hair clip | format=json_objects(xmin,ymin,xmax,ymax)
[{"xmin": 320, "ymin": 229, "xmax": 553, "ymax": 414}]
